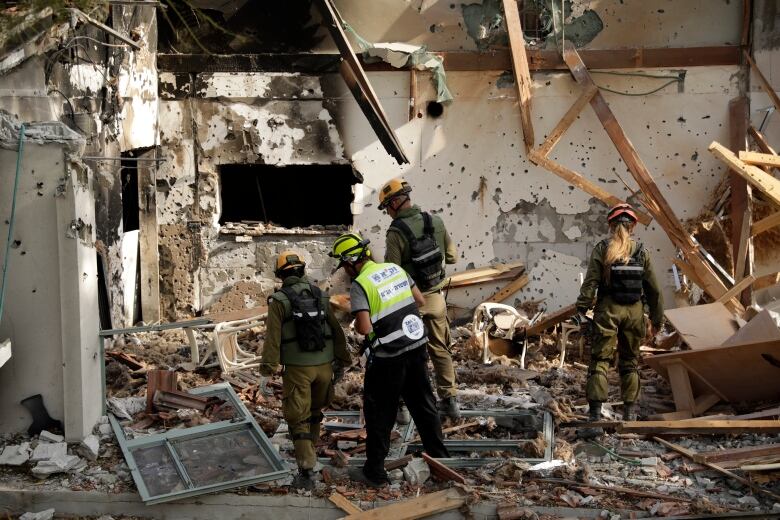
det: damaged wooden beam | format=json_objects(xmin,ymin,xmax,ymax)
[
  {"xmin": 421, "ymin": 453, "xmax": 466, "ymax": 484},
  {"xmin": 528, "ymin": 152, "xmax": 652, "ymax": 225},
  {"xmin": 502, "ymin": 0, "xmax": 534, "ymax": 152},
  {"xmin": 485, "ymin": 273, "xmax": 529, "ymax": 303},
  {"xmin": 745, "ymin": 50, "xmax": 780, "ymax": 113},
  {"xmin": 710, "ymin": 142, "xmax": 780, "ymax": 207},
  {"xmin": 329, "ymin": 492, "xmax": 363, "ymax": 515},
  {"xmin": 622, "ymin": 420, "xmax": 780, "ymax": 435},
  {"xmin": 534, "ymin": 84, "xmax": 598, "ymax": 158},
  {"xmin": 447, "ymin": 262, "xmax": 525, "ymax": 288},
  {"xmin": 562, "ymin": 42, "xmax": 733, "ymax": 304},
  {"xmin": 156, "ymin": 46, "xmax": 741, "ymax": 73},
  {"xmin": 342, "ymin": 488, "xmax": 465, "ymax": 520},
  {"xmin": 314, "ymin": 0, "xmax": 408, "ymax": 164},
  {"xmin": 525, "ymin": 303, "xmax": 577, "ymax": 336},
  {"xmin": 740, "ymin": 151, "xmax": 780, "ymax": 168},
  {"xmin": 728, "ymin": 97, "xmax": 753, "ymax": 304}
]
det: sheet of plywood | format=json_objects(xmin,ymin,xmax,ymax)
[
  {"xmin": 664, "ymin": 303, "xmax": 739, "ymax": 349},
  {"xmin": 644, "ymin": 339, "xmax": 780, "ymax": 403},
  {"xmin": 721, "ymin": 309, "xmax": 780, "ymax": 347}
]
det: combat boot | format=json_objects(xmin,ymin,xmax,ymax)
[
  {"xmin": 623, "ymin": 402, "xmax": 638, "ymax": 421},
  {"xmin": 578, "ymin": 401, "xmax": 603, "ymax": 440},
  {"xmin": 291, "ymin": 469, "xmax": 315, "ymax": 490},
  {"xmin": 438, "ymin": 396, "xmax": 461, "ymax": 421}
]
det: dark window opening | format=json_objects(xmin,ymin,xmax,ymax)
[
  {"xmin": 121, "ymin": 151, "xmax": 139, "ymax": 233},
  {"xmin": 520, "ymin": 1, "xmax": 554, "ymax": 43},
  {"xmin": 218, "ymin": 164, "xmax": 356, "ymax": 228}
]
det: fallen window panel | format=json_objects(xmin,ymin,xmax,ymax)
[{"xmin": 110, "ymin": 383, "xmax": 290, "ymax": 504}]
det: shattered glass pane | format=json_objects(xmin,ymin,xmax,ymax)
[
  {"xmin": 131, "ymin": 444, "xmax": 186, "ymax": 497},
  {"xmin": 173, "ymin": 429, "xmax": 272, "ymax": 487}
]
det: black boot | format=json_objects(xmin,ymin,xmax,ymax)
[
  {"xmin": 578, "ymin": 401, "xmax": 603, "ymax": 440},
  {"xmin": 623, "ymin": 402, "xmax": 638, "ymax": 421},
  {"xmin": 291, "ymin": 469, "xmax": 315, "ymax": 490}
]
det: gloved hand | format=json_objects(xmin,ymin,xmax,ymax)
[
  {"xmin": 259, "ymin": 376, "xmax": 274, "ymax": 397},
  {"xmin": 570, "ymin": 311, "xmax": 590, "ymax": 329}
]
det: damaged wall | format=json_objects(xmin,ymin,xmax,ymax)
[
  {"xmin": 0, "ymin": 119, "xmax": 101, "ymax": 440},
  {"xmin": 157, "ymin": 72, "xmax": 347, "ymax": 318}
]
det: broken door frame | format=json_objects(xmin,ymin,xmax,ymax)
[{"xmin": 109, "ymin": 382, "xmax": 290, "ymax": 504}]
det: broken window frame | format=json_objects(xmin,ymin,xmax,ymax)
[
  {"xmin": 109, "ymin": 382, "xmax": 290, "ymax": 505},
  {"xmin": 317, "ymin": 410, "xmax": 417, "ymax": 465},
  {"xmin": 405, "ymin": 409, "xmax": 554, "ymax": 468}
]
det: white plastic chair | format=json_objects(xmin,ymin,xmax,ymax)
[
  {"xmin": 212, "ymin": 314, "xmax": 267, "ymax": 374},
  {"xmin": 471, "ymin": 303, "xmax": 531, "ymax": 367}
]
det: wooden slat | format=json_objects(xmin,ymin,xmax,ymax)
[
  {"xmin": 529, "ymin": 152, "xmax": 652, "ymax": 225},
  {"xmin": 447, "ymin": 262, "xmax": 525, "ymax": 288},
  {"xmin": 525, "ymin": 303, "xmax": 576, "ymax": 336},
  {"xmin": 745, "ymin": 50, "xmax": 780, "ymax": 112},
  {"xmin": 734, "ymin": 210, "xmax": 751, "ymax": 282},
  {"xmin": 421, "ymin": 453, "xmax": 466, "ymax": 484},
  {"xmin": 663, "ymin": 360, "xmax": 695, "ymax": 415},
  {"xmin": 740, "ymin": 150, "xmax": 780, "ymax": 168},
  {"xmin": 696, "ymin": 444, "xmax": 780, "ymax": 465},
  {"xmin": 728, "ymin": 97, "xmax": 752, "ymax": 305},
  {"xmin": 622, "ymin": 420, "xmax": 780, "ymax": 435},
  {"xmin": 138, "ymin": 160, "xmax": 160, "ymax": 322},
  {"xmin": 329, "ymin": 492, "xmax": 363, "ymax": 515},
  {"xmin": 716, "ymin": 274, "xmax": 756, "ymax": 303},
  {"xmin": 749, "ymin": 126, "xmax": 779, "ymax": 156},
  {"xmin": 343, "ymin": 488, "xmax": 465, "ymax": 520},
  {"xmin": 502, "ymin": 0, "xmax": 534, "ymax": 151},
  {"xmin": 710, "ymin": 142, "xmax": 780, "ymax": 207},
  {"xmin": 693, "ymin": 393, "xmax": 721, "ymax": 416},
  {"xmin": 652, "ymin": 436, "xmax": 780, "ymax": 502},
  {"xmin": 534, "ymin": 84, "xmax": 598, "ymax": 158},
  {"xmin": 486, "ymin": 274, "xmax": 529, "ymax": 303},
  {"xmin": 563, "ymin": 42, "xmax": 730, "ymax": 303},
  {"xmin": 753, "ymin": 271, "xmax": 780, "ymax": 291}
]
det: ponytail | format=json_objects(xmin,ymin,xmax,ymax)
[{"xmin": 604, "ymin": 222, "xmax": 634, "ymax": 280}]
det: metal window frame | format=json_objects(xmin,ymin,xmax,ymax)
[
  {"xmin": 405, "ymin": 409, "xmax": 554, "ymax": 468},
  {"xmin": 109, "ymin": 382, "xmax": 290, "ymax": 505},
  {"xmin": 317, "ymin": 410, "xmax": 417, "ymax": 465}
]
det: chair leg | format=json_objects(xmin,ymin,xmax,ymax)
[
  {"xmin": 519, "ymin": 339, "xmax": 527, "ymax": 369},
  {"xmin": 185, "ymin": 327, "xmax": 200, "ymax": 365}
]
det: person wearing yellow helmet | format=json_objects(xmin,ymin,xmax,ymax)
[
  {"xmin": 378, "ymin": 178, "xmax": 460, "ymax": 421},
  {"xmin": 330, "ymin": 233, "xmax": 449, "ymax": 487},
  {"xmin": 574, "ymin": 203, "xmax": 663, "ymax": 437},
  {"xmin": 260, "ymin": 250, "xmax": 351, "ymax": 489}
]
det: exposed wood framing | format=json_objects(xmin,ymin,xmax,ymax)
[
  {"xmin": 749, "ymin": 126, "xmax": 779, "ymax": 156},
  {"xmin": 754, "ymin": 271, "xmax": 780, "ymax": 291},
  {"xmin": 710, "ymin": 142, "xmax": 780, "ymax": 207},
  {"xmin": 314, "ymin": 0, "xmax": 408, "ymax": 164},
  {"xmin": 745, "ymin": 50, "xmax": 780, "ymax": 112},
  {"xmin": 138, "ymin": 159, "xmax": 160, "ymax": 322},
  {"xmin": 717, "ymin": 274, "xmax": 756, "ymax": 303},
  {"xmin": 486, "ymin": 274, "xmax": 529, "ymax": 303},
  {"xmin": 752, "ymin": 211, "xmax": 780, "ymax": 236},
  {"xmin": 502, "ymin": 0, "xmax": 534, "ymax": 151},
  {"xmin": 156, "ymin": 46, "xmax": 741, "ymax": 73},
  {"xmin": 740, "ymin": 151, "xmax": 780, "ymax": 168},
  {"xmin": 561, "ymin": 42, "xmax": 734, "ymax": 307},
  {"xmin": 728, "ymin": 97, "xmax": 753, "ymax": 304},
  {"xmin": 535, "ymin": 84, "xmax": 598, "ymax": 157}
]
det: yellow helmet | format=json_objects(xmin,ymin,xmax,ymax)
[
  {"xmin": 378, "ymin": 178, "xmax": 412, "ymax": 210},
  {"xmin": 329, "ymin": 233, "xmax": 371, "ymax": 269},
  {"xmin": 275, "ymin": 250, "xmax": 305, "ymax": 276}
]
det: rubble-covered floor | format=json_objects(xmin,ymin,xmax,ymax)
[{"xmin": 2, "ymin": 323, "xmax": 780, "ymax": 519}]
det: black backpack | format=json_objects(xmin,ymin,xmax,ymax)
[
  {"xmin": 390, "ymin": 212, "xmax": 444, "ymax": 291},
  {"xmin": 281, "ymin": 285, "xmax": 329, "ymax": 352}
]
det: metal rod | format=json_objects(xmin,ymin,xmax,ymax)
[{"xmin": 82, "ymin": 156, "xmax": 166, "ymax": 162}]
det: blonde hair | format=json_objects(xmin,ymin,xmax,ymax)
[{"xmin": 604, "ymin": 222, "xmax": 634, "ymax": 280}]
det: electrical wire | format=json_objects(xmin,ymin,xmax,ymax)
[
  {"xmin": 594, "ymin": 79, "xmax": 681, "ymax": 97},
  {"xmin": 64, "ymin": 35, "xmax": 130, "ymax": 48},
  {"xmin": 0, "ymin": 125, "xmax": 24, "ymax": 324},
  {"xmin": 588, "ymin": 441, "xmax": 643, "ymax": 466}
]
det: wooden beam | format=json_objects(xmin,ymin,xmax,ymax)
[
  {"xmin": 752, "ymin": 211, "xmax": 780, "ymax": 236},
  {"xmin": 693, "ymin": 392, "xmax": 721, "ymax": 416},
  {"xmin": 695, "ymin": 443, "xmax": 780, "ymax": 465},
  {"xmin": 562, "ymin": 42, "xmax": 731, "ymax": 302},
  {"xmin": 343, "ymin": 488, "xmax": 465, "ymax": 520},
  {"xmin": 421, "ymin": 453, "xmax": 466, "ymax": 484},
  {"xmin": 734, "ymin": 210, "xmax": 751, "ymax": 282},
  {"xmin": 753, "ymin": 271, "xmax": 780, "ymax": 291},
  {"xmin": 525, "ymin": 303, "xmax": 577, "ymax": 336},
  {"xmin": 740, "ymin": 150, "xmax": 780, "ymax": 168},
  {"xmin": 745, "ymin": 50, "xmax": 780, "ymax": 112},
  {"xmin": 138, "ymin": 160, "xmax": 160, "ymax": 322},
  {"xmin": 749, "ymin": 126, "xmax": 779, "ymax": 156},
  {"xmin": 329, "ymin": 493, "xmax": 363, "ymax": 515},
  {"xmin": 728, "ymin": 97, "xmax": 752, "ymax": 305},
  {"xmin": 447, "ymin": 262, "xmax": 525, "ymax": 288},
  {"xmin": 529, "ymin": 152, "xmax": 652, "ymax": 225},
  {"xmin": 534, "ymin": 84, "xmax": 598, "ymax": 158},
  {"xmin": 663, "ymin": 360, "xmax": 695, "ymax": 416},
  {"xmin": 622, "ymin": 420, "xmax": 780, "ymax": 435},
  {"xmin": 502, "ymin": 0, "xmax": 534, "ymax": 151},
  {"xmin": 717, "ymin": 274, "xmax": 756, "ymax": 303},
  {"xmin": 156, "ymin": 46, "xmax": 740, "ymax": 73},
  {"xmin": 70, "ymin": 8, "xmax": 142, "ymax": 50},
  {"xmin": 710, "ymin": 142, "xmax": 780, "ymax": 207},
  {"xmin": 486, "ymin": 274, "xmax": 529, "ymax": 303},
  {"xmin": 652, "ymin": 436, "xmax": 780, "ymax": 502}
]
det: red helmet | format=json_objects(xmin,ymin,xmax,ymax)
[{"xmin": 607, "ymin": 203, "xmax": 638, "ymax": 223}]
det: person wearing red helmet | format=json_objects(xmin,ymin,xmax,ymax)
[{"xmin": 574, "ymin": 203, "xmax": 663, "ymax": 433}]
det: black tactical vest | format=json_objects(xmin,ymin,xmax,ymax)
[
  {"xmin": 607, "ymin": 243, "xmax": 645, "ymax": 305},
  {"xmin": 389, "ymin": 212, "xmax": 445, "ymax": 291}
]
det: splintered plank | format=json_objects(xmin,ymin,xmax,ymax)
[
  {"xmin": 745, "ymin": 50, "xmax": 780, "ymax": 112},
  {"xmin": 710, "ymin": 142, "xmax": 780, "ymax": 207},
  {"xmin": 622, "ymin": 420, "xmax": 780, "ymax": 435},
  {"xmin": 695, "ymin": 443, "xmax": 780, "ymax": 465},
  {"xmin": 562, "ymin": 42, "xmax": 730, "ymax": 303},
  {"xmin": 447, "ymin": 262, "xmax": 525, "ymax": 288},
  {"xmin": 502, "ymin": 0, "xmax": 534, "ymax": 151},
  {"xmin": 330, "ymin": 492, "xmax": 363, "ymax": 515},
  {"xmin": 529, "ymin": 152, "xmax": 652, "ymax": 225},
  {"xmin": 534, "ymin": 84, "xmax": 598, "ymax": 158},
  {"xmin": 486, "ymin": 274, "xmax": 529, "ymax": 303},
  {"xmin": 422, "ymin": 453, "xmax": 466, "ymax": 484},
  {"xmin": 343, "ymin": 488, "xmax": 465, "ymax": 520},
  {"xmin": 753, "ymin": 212, "xmax": 780, "ymax": 237},
  {"xmin": 740, "ymin": 150, "xmax": 780, "ymax": 168},
  {"xmin": 525, "ymin": 303, "xmax": 577, "ymax": 336}
]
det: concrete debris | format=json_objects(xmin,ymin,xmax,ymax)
[
  {"xmin": 77, "ymin": 434, "xmax": 100, "ymax": 461},
  {"xmin": 19, "ymin": 509, "xmax": 55, "ymax": 520},
  {"xmin": 38, "ymin": 430, "xmax": 64, "ymax": 443},
  {"xmin": 107, "ymin": 396, "xmax": 146, "ymax": 421},
  {"xmin": 739, "ymin": 496, "xmax": 761, "ymax": 506},
  {"xmin": 30, "ymin": 442, "xmax": 67, "ymax": 462},
  {"xmin": 31, "ymin": 453, "xmax": 85, "ymax": 477},
  {"xmin": 0, "ymin": 442, "xmax": 31, "ymax": 465},
  {"xmin": 402, "ymin": 457, "xmax": 430, "ymax": 485}
]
